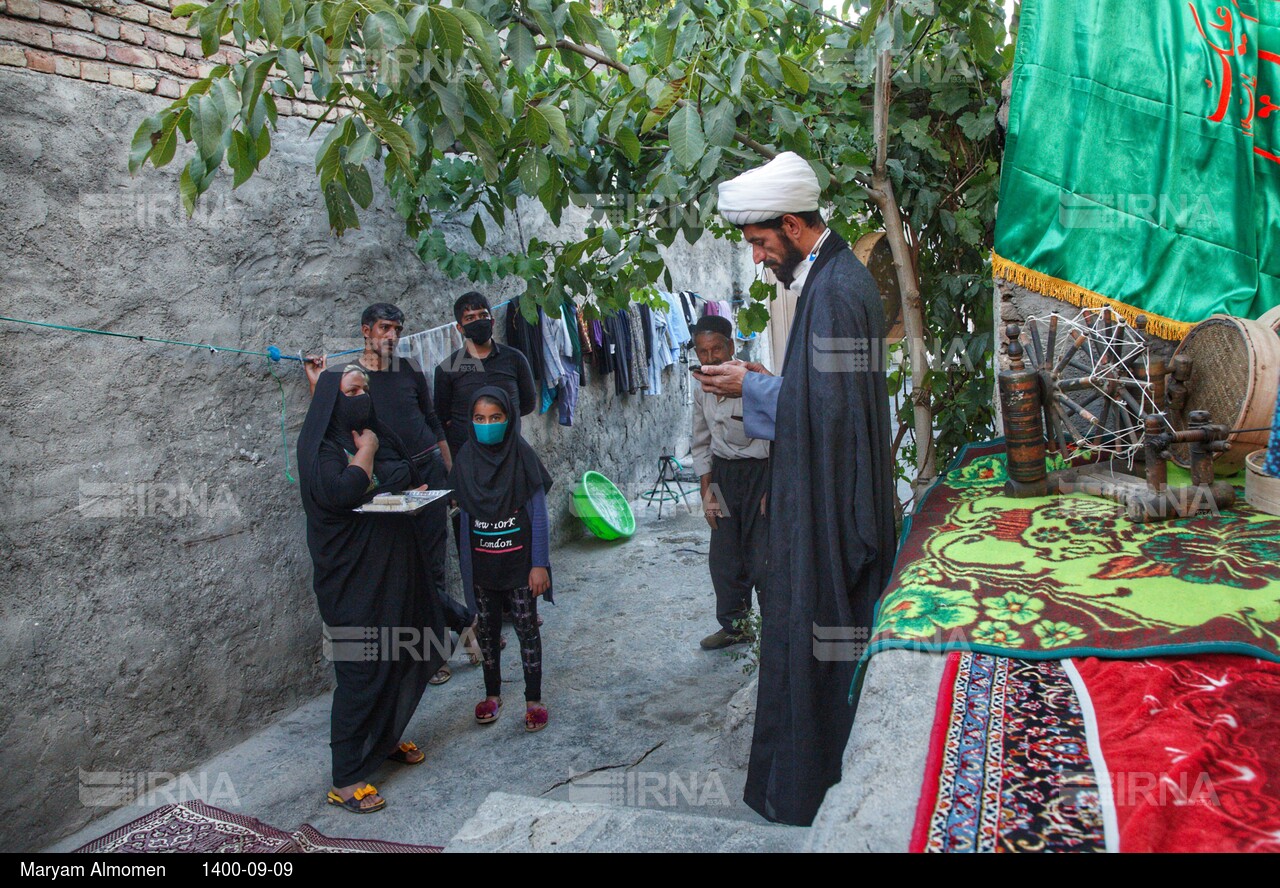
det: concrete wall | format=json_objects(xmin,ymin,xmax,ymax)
[{"xmin": 0, "ymin": 67, "xmax": 751, "ymax": 851}]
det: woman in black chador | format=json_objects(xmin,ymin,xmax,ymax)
[{"xmin": 297, "ymin": 365, "xmax": 444, "ymax": 813}]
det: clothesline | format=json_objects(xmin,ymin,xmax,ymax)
[{"xmin": 1, "ymin": 290, "xmax": 726, "ymax": 483}]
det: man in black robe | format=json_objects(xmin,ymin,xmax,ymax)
[{"xmin": 696, "ymin": 151, "xmax": 897, "ymax": 826}]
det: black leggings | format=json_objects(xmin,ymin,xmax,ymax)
[{"xmin": 475, "ymin": 585, "xmax": 542, "ymax": 701}]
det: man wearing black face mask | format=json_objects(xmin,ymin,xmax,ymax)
[{"xmin": 433, "ymin": 292, "xmax": 537, "ymax": 462}]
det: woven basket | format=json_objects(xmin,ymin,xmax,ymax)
[
  {"xmin": 1245, "ymin": 449, "xmax": 1280, "ymax": 516},
  {"xmin": 1169, "ymin": 315, "xmax": 1280, "ymax": 474}
]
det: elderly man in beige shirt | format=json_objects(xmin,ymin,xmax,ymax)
[{"xmin": 690, "ymin": 315, "xmax": 772, "ymax": 650}]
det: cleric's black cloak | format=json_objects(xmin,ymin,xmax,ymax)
[
  {"xmin": 297, "ymin": 369, "xmax": 443, "ymax": 787},
  {"xmin": 744, "ymin": 231, "xmax": 897, "ymax": 826}
]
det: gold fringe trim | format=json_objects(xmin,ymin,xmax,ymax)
[{"xmin": 992, "ymin": 251, "xmax": 1192, "ymax": 341}]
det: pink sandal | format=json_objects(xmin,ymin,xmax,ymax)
[
  {"xmin": 525, "ymin": 704, "xmax": 548, "ymax": 733},
  {"xmin": 475, "ymin": 698, "xmax": 502, "ymax": 724}
]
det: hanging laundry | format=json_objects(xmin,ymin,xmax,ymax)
[
  {"xmin": 626, "ymin": 304, "xmax": 648, "ymax": 394},
  {"xmin": 679, "ymin": 290, "xmax": 698, "ymax": 328},
  {"xmin": 606, "ymin": 310, "xmax": 632, "ymax": 395},
  {"xmin": 557, "ymin": 367, "xmax": 580, "ymax": 426},
  {"xmin": 662, "ymin": 291, "xmax": 693, "ymax": 356},
  {"xmin": 716, "ymin": 300, "xmax": 735, "ymax": 334},
  {"xmin": 397, "ymin": 324, "xmax": 463, "ymax": 386},
  {"xmin": 644, "ymin": 307, "xmax": 676, "ymax": 396},
  {"xmin": 589, "ymin": 318, "xmax": 610, "ymax": 380},
  {"xmin": 505, "ymin": 301, "xmax": 544, "ymax": 385},
  {"xmin": 538, "ymin": 308, "xmax": 571, "ymax": 389}
]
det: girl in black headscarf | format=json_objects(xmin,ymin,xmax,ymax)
[
  {"xmin": 446, "ymin": 385, "xmax": 554, "ymax": 733},
  {"xmin": 297, "ymin": 365, "xmax": 444, "ymax": 812}
]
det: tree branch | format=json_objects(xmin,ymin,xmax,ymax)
[{"xmin": 513, "ymin": 13, "xmax": 776, "ymax": 160}]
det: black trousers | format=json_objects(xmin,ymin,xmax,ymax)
[
  {"xmin": 709, "ymin": 456, "xmax": 770, "ymax": 633},
  {"xmin": 413, "ymin": 450, "xmax": 469, "ymax": 635},
  {"xmin": 475, "ymin": 585, "xmax": 542, "ymax": 701}
]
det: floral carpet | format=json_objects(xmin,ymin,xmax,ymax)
[
  {"xmin": 864, "ymin": 441, "xmax": 1280, "ymax": 666},
  {"xmin": 72, "ymin": 801, "xmax": 441, "ymax": 853},
  {"xmin": 910, "ymin": 652, "xmax": 1104, "ymax": 853}
]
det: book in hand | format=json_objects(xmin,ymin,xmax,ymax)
[{"xmin": 354, "ymin": 489, "xmax": 451, "ymax": 514}]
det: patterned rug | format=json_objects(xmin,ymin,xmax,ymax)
[
  {"xmin": 864, "ymin": 441, "xmax": 1280, "ymax": 668},
  {"xmin": 72, "ymin": 801, "xmax": 441, "ymax": 854},
  {"xmin": 911, "ymin": 652, "xmax": 1105, "ymax": 852},
  {"xmin": 1068, "ymin": 655, "xmax": 1280, "ymax": 853}
]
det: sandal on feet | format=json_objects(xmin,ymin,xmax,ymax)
[
  {"xmin": 525, "ymin": 704, "xmax": 548, "ymax": 733},
  {"xmin": 326, "ymin": 784, "xmax": 385, "ymax": 813},
  {"xmin": 429, "ymin": 665, "xmax": 452, "ymax": 685},
  {"xmin": 475, "ymin": 698, "xmax": 502, "ymax": 724},
  {"xmin": 387, "ymin": 741, "xmax": 425, "ymax": 765}
]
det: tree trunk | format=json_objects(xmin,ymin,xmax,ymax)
[{"xmin": 871, "ymin": 29, "xmax": 937, "ymax": 503}]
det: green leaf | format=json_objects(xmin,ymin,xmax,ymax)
[
  {"xmin": 346, "ymin": 163, "xmax": 373, "ymax": 208},
  {"xmin": 179, "ymin": 164, "xmax": 200, "ymax": 216},
  {"xmin": 507, "ymin": 24, "xmax": 536, "ymax": 72},
  {"xmin": 260, "ymin": 0, "xmax": 283, "ymax": 45},
  {"xmin": 129, "ymin": 115, "xmax": 162, "ymax": 174},
  {"xmin": 730, "ymin": 52, "xmax": 748, "ymax": 95},
  {"xmin": 471, "ymin": 212, "xmax": 487, "ymax": 249},
  {"xmin": 228, "ymin": 129, "xmax": 256, "ymax": 188},
  {"xmin": 668, "ymin": 103, "xmax": 704, "ymax": 170},
  {"xmin": 601, "ymin": 227, "xmax": 621, "ymax": 254},
  {"xmin": 615, "ymin": 126, "xmax": 641, "ymax": 163},
  {"xmin": 703, "ymin": 100, "xmax": 736, "ymax": 148},
  {"xmin": 280, "ymin": 48, "xmax": 304, "ymax": 92},
  {"xmin": 189, "ymin": 94, "xmax": 225, "ymax": 166},
  {"xmin": 345, "ymin": 130, "xmax": 378, "ymax": 166},
  {"xmin": 197, "ymin": 8, "xmax": 219, "ymax": 56},
  {"xmin": 151, "ymin": 114, "xmax": 180, "ymax": 168},
  {"xmin": 171, "ymin": 3, "xmax": 203, "ymax": 18},
  {"xmin": 323, "ymin": 181, "xmax": 360, "ymax": 233},
  {"xmin": 778, "ymin": 57, "xmax": 810, "ymax": 94},
  {"xmin": 533, "ymin": 104, "xmax": 570, "ymax": 154},
  {"xmin": 430, "ymin": 7, "xmax": 465, "ymax": 63},
  {"xmin": 640, "ymin": 83, "xmax": 679, "ymax": 133},
  {"xmin": 330, "ymin": 0, "xmax": 358, "ymax": 54},
  {"xmin": 518, "ymin": 151, "xmax": 550, "ymax": 194},
  {"xmin": 958, "ymin": 107, "xmax": 996, "ymax": 141},
  {"xmin": 524, "ymin": 105, "xmax": 550, "ymax": 146},
  {"xmin": 240, "ymin": 52, "xmax": 276, "ymax": 126},
  {"xmin": 364, "ymin": 10, "xmax": 405, "ymax": 59},
  {"xmin": 652, "ymin": 22, "xmax": 674, "ymax": 68}
]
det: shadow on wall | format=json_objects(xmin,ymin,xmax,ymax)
[{"xmin": 0, "ymin": 67, "xmax": 752, "ymax": 851}]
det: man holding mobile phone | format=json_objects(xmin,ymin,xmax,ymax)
[{"xmin": 688, "ymin": 315, "xmax": 771, "ymax": 652}]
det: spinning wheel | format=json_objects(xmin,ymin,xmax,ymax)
[{"xmin": 1014, "ymin": 308, "xmax": 1163, "ymax": 464}]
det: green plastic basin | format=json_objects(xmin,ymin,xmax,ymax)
[{"xmin": 573, "ymin": 471, "xmax": 636, "ymax": 540}]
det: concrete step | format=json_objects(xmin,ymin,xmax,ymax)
[{"xmin": 446, "ymin": 791, "xmax": 808, "ymax": 853}]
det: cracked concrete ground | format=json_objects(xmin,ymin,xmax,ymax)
[{"xmin": 48, "ymin": 495, "xmax": 766, "ymax": 851}]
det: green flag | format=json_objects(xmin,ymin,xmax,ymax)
[{"xmin": 994, "ymin": 0, "xmax": 1280, "ymax": 339}]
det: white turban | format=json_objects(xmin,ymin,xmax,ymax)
[{"xmin": 717, "ymin": 151, "xmax": 821, "ymax": 226}]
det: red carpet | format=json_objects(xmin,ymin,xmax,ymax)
[{"xmin": 1067, "ymin": 655, "xmax": 1280, "ymax": 852}]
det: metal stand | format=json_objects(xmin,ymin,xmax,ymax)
[{"xmin": 641, "ymin": 450, "xmax": 691, "ymax": 519}]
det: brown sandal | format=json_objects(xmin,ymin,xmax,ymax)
[{"xmin": 387, "ymin": 741, "xmax": 425, "ymax": 765}]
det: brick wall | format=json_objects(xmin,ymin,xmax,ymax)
[{"xmin": 0, "ymin": 0, "xmax": 329, "ymax": 117}]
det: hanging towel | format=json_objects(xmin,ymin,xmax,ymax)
[{"xmin": 398, "ymin": 324, "xmax": 463, "ymax": 387}]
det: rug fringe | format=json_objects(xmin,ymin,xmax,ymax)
[{"xmin": 991, "ymin": 251, "xmax": 1192, "ymax": 341}]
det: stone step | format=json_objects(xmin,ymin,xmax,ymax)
[{"xmin": 446, "ymin": 792, "xmax": 808, "ymax": 853}]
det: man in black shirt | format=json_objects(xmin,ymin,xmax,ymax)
[
  {"xmin": 306, "ymin": 303, "xmax": 460, "ymax": 684},
  {"xmin": 434, "ymin": 292, "xmax": 537, "ymax": 460}
]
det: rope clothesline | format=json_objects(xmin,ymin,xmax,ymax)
[{"xmin": 1, "ymin": 292, "xmax": 703, "ymax": 484}]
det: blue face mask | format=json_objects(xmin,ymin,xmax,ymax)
[{"xmin": 474, "ymin": 420, "xmax": 508, "ymax": 445}]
